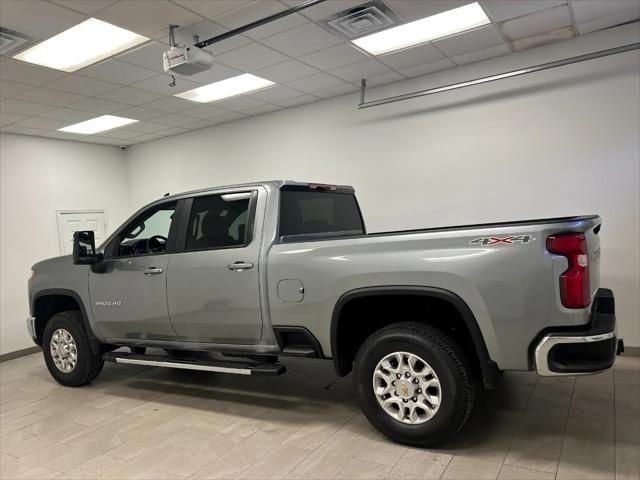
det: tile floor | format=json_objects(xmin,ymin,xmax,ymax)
[{"xmin": 0, "ymin": 352, "xmax": 638, "ymax": 480}]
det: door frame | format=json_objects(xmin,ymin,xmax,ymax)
[{"xmin": 56, "ymin": 209, "xmax": 107, "ymax": 255}]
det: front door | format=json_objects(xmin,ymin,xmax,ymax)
[
  {"xmin": 167, "ymin": 189, "xmax": 264, "ymax": 344},
  {"xmin": 89, "ymin": 201, "xmax": 178, "ymax": 340}
]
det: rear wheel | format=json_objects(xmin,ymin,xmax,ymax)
[
  {"xmin": 354, "ymin": 322, "xmax": 475, "ymax": 447},
  {"xmin": 42, "ymin": 311, "xmax": 104, "ymax": 387}
]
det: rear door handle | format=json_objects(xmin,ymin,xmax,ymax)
[
  {"xmin": 143, "ymin": 266, "xmax": 164, "ymax": 275},
  {"xmin": 228, "ymin": 261, "xmax": 254, "ymax": 271}
]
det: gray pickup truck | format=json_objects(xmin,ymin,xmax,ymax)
[{"xmin": 27, "ymin": 180, "xmax": 620, "ymax": 446}]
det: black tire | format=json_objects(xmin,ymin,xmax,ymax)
[
  {"xmin": 42, "ymin": 311, "xmax": 104, "ymax": 387},
  {"xmin": 354, "ymin": 322, "xmax": 475, "ymax": 447}
]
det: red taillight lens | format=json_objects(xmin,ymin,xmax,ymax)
[{"xmin": 547, "ymin": 233, "xmax": 590, "ymax": 308}]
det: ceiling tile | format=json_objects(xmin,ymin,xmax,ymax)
[
  {"xmin": 122, "ymin": 122, "xmax": 169, "ymax": 134},
  {"xmin": 399, "ymin": 58, "xmax": 456, "ymax": 78},
  {"xmin": 0, "ymin": 0, "xmax": 87, "ymax": 38},
  {"xmin": 116, "ymin": 42, "xmax": 166, "ymax": 73},
  {"xmin": 482, "ymin": 0, "xmax": 566, "ymax": 22},
  {"xmin": 0, "ymin": 80, "xmax": 33, "ymax": 98},
  {"xmin": 261, "ymin": 23, "xmax": 342, "ymax": 57},
  {"xmin": 134, "ymin": 133, "xmax": 164, "ymax": 142},
  {"xmin": 247, "ymin": 85, "xmax": 303, "ymax": 103},
  {"xmin": 13, "ymin": 87, "xmax": 85, "ymax": 106},
  {"xmin": 1, "ymin": 124, "xmax": 48, "ymax": 135},
  {"xmin": 451, "ymin": 43, "xmax": 511, "ymax": 65},
  {"xmin": 364, "ymin": 71, "xmax": 406, "ymax": 87},
  {"xmin": 172, "ymin": 0, "xmax": 251, "ymax": 19},
  {"xmin": 314, "ymin": 83, "xmax": 358, "ymax": 99},
  {"xmin": 1, "ymin": 98, "xmax": 56, "ymax": 115},
  {"xmin": 274, "ymin": 94, "xmax": 318, "ymax": 108},
  {"xmin": 39, "ymin": 108, "xmax": 97, "ymax": 122},
  {"xmin": 181, "ymin": 104, "xmax": 231, "ymax": 119},
  {"xmin": 245, "ymin": 13, "xmax": 309, "ymax": 40},
  {"xmin": 390, "ymin": 0, "xmax": 470, "ymax": 22},
  {"xmin": 114, "ymin": 106, "xmax": 166, "ymax": 121},
  {"xmin": 243, "ymin": 103, "xmax": 283, "ymax": 116},
  {"xmin": 141, "ymin": 97, "xmax": 196, "ymax": 113},
  {"xmin": 14, "ymin": 116, "xmax": 68, "ymax": 130},
  {"xmin": 46, "ymin": 75, "xmax": 120, "ymax": 96},
  {"xmin": 577, "ymin": 10, "xmax": 640, "ymax": 35},
  {"xmin": 215, "ymin": 43, "xmax": 289, "ymax": 71},
  {"xmin": 203, "ymin": 34, "xmax": 253, "ymax": 56},
  {"xmin": 155, "ymin": 127, "xmax": 188, "ymax": 136},
  {"xmin": 78, "ymin": 60, "xmax": 159, "ymax": 85},
  {"xmin": 289, "ymin": 0, "xmax": 366, "ymax": 21},
  {"xmin": 213, "ymin": 96, "xmax": 265, "ymax": 111},
  {"xmin": 435, "ymin": 25, "xmax": 505, "ymax": 57},
  {"xmin": 299, "ymin": 43, "xmax": 370, "ymax": 70},
  {"xmin": 501, "ymin": 5, "xmax": 572, "ymax": 40},
  {"xmin": 182, "ymin": 118, "xmax": 221, "ymax": 129},
  {"xmin": 213, "ymin": 1, "xmax": 286, "ymax": 29},
  {"xmin": 286, "ymin": 72, "xmax": 347, "ymax": 93},
  {"xmin": 96, "ymin": 87, "xmax": 163, "ymax": 106},
  {"xmin": 253, "ymin": 60, "xmax": 319, "ymax": 84},
  {"xmin": 0, "ymin": 111, "xmax": 29, "ymax": 126},
  {"xmin": 158, "ymin": 20, "xmax": 227, "ymax": 46},
  {"xmin": 99, "ymin": 129, "xmax": 140, "ymax": 140},
  {"xmin": 0, "ymin": 59, "xmax": 67, "ymax": 86},
  {"xmin": 329, "ymin": 59, "xmax": 392, "ymax": 84},
  {"xmin": 67, "ymin": 97, "xmax": 128, "ymax": 114},
  {"xmin": 213, "ymin": 112, "xmax": 248, "ymax": 124},
  {"xmin": 512, "ymin": 26, "xmax": 574, "ymax": 51},
  {"xmin": 43, "ymin": 130, "xmax": 93, "ymax": 142},
  {"xmin": 573, "ymin": 0, "xmax": 639, "ymax": 23},
  {"xmin": 130, "ymin": 75, "xmax": 200, "ymax": 96},
  {"xmin": 180, "ymin": 63, "xmax": 242, "ymax": 85},
  {"xmin": 95, "ymin": 0, "xmax": 202, "ymax": 37},
  {"xmin": 378, "ymin": 43, "xmax": 444, "ymax": 70},
  {"xmin": 151, "ymin": 113, "xmax": 199, "ymax": 126},
  {"xmin": 51, "ymin": 0, "xmax": 117, "ymax": 15}
]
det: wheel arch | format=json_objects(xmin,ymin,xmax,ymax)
[
  {"xmin": 330, "ymin": 286, "xmax": 499, "ymax": 388},
  {"xmin": 32, "ymin": 289, "xmax": 102, "ymax": 354}
]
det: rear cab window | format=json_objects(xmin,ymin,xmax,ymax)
[{"xmin": 279, "ymin": 184, "xmax": 364, "ymax": 242}]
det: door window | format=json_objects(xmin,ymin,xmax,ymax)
[
  {"xmin": 114, "ymin": 202, "xmax": 177, "ymax": 257},
  {"xmin": 185, "ymin": 193, "xmax": 252, "ymax": 251}
]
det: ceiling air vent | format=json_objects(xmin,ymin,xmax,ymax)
[
  {"xmin": 321, "ymin": 0, "xmax": 399, "ymax": 40},
  {"xmin": 0, "ymin": 28, "xmax": 34, "ymax": 56}
]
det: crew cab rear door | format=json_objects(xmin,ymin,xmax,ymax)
[{"xmin": 166, "ymin": 187, "xmax": 265, "ymax": 344}]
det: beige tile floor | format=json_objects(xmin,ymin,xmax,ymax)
[{"xmin": 0, "ymin": 352, "xmax": 638, "ymax": 480}]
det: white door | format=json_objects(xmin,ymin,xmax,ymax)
[{"xmin": 56, "ymin": 210, "xmax": 107, "ymax": 255}]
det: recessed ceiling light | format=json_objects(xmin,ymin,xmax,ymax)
[
  {"xmin": 352, "ymin": 2, "xmax": 490, "ymax": 55},
  {"xmin": 175, "ymin": 74, "xmax": 275, "ymax": 103},
  {"xmin": 13, "ymin": 18, "xmax": 148, "ymax": 72},
  {"xmin": 59, "ymin": 115, "xmax": 138, "ymax": 135}
]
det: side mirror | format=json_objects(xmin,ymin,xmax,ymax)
[{"xmin": 73, "ymin": 231, "xmax": 98, "ymax": 265}]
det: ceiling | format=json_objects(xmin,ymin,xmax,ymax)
[{"xmin": 1, "ymin": 0, "xmax": 638, "ymax": 146}]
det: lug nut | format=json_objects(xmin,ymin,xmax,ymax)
[
  {"xmin": 403, "ymin": 398, "xmax": 408, "ymax": 403},
  {"xmin": 413, "ymin": 378, "xmax": 419, "ymax": 383},
  {"xmin": 392, "ymin": 381, "xmax": 396, "ymax": 386},
  {"xmin": 396, "ymin": 373, "xmax": 401, "ymax": 379},
  {"xmin": 405, "ymin": 372, "xmax": 411, "ymax": 378},
  {"xmin": 417, "ymin": 388, "xmax": 422, "ymax": 394},
  {"xmin": 412, "ymin": 397, "xmax": 417, "ymax": 402}
]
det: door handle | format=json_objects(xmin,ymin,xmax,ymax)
[
  {"xmin": 228, "ymin": 261, "xmax": 254, "ymax": 271},
  {"xmin": 143, "ymin": 266, "xmax": 164, "ymax": 275}
]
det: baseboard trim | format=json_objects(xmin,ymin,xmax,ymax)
[
  {"xmin": 0, "ymin": 346, "xmax": 41, "ymax": 362},
  {"xmin": 624, "ymin": 346, "xmax": 640, "ymax": 356}
]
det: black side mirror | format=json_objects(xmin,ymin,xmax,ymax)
[{"xmin": 73, "ymin": 231, "xmax": 98, "ymax": 265}]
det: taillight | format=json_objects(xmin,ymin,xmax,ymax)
[{"xmin": 546, "ymin": 233, "xmax": 590, "ymax": 308}]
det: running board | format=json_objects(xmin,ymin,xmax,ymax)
[{"xmin": 103, "ymin": 352, "xmax": 286, "ymax": 376}]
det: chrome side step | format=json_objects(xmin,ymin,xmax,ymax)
[{"xmin": 103, "ymin": 352, "xmax": 286, "ymax": 376}]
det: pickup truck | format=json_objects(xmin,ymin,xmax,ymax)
[{"xmin": 27, "ymin": 180, "xmax": 620, "ymax": 447}]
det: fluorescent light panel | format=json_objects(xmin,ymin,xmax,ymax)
[
  {"xmin": 13, "ymin": 18, "xmax": 148, "ymax": 72},
  {"xmin": 59, "ymin": 115, "xmax": 138, "ymax": 134},
  {"xmin": 352, "ymin": 2, "xmax": 490, "ymax": 55},
  {"xmin": 175, "ymin": 74, "xmax": 275, "ymax": 103}
]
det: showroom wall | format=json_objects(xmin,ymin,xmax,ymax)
[
  {"xmin": 126, "ymin": 24, "xmax": 640, "ymax": 347},
  {"xmin": 0, "ymin": 134, "xmax": 130, "ymax": 354}
]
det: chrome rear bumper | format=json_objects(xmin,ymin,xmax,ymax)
[{"xmin": 535, "ymin": 288, "xmax": 617, "ymax": 376}]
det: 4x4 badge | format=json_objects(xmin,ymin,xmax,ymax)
[{"xmin": 469, "ymin": 235, "xmax": 535, "ymax": 246}]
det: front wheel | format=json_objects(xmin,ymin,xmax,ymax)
[
  {"xmin": 42, "ymin": 311, "xmax": 104, "ymax": 387},
  {"xmin": 354, "ymin": 322, "xmax": 475, "ymax": 447}
]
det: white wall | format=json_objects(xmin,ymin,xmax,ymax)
[
  {"xmin": 126, "ymin": 24, "xmax": 640, "ymax": 347},
  {"xmin": 0, "ymin": 134, "xmax": 130, "ymax": 355}
]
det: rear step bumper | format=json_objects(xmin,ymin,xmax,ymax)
[
  {"xmin": 103, "ymin": 352, "xmax": 286, "ymax": 376},
  {"xmin": 535, "ymin": 288, "xmax": 618, "ymax": 376}
]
